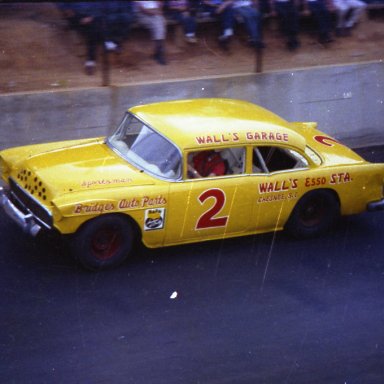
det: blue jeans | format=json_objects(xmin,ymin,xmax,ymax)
[
  {"xmin": 275, "ymin": 2, "xmax": 299, "ymax": 45},
  {"xmin": 233, "ymin": 6, "xmax": 262, "ymax": 43},
  {"xmin": 307, "ymin": 0, "xmax": 333, "ymax": 41},
  {"xmin": 168, "ymin": 10, "xmax": 197, "ymax": 35},
  {"xmin": 202, "ymin": 4, "xmax": 234, "ymax": 33}
]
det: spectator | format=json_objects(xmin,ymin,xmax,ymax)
[
  {"xmin": 231, "ymin": 0, "xmax": 265, "ymax": 48},
  {"xmin": 332, "ymin": 0, "xmax": 366, "ymax": 36},
  {"xmin": 134, "ymin": 1, "xmax": 168, "ymax": 65},
  {"xmin": 270, "ymin": 0, "xmax": 301, "ymax": 50},
  {"xmin": 104, "ymin": 1, "xmax": 134, "ymax": 51},
  {"xmin": 59, "ymin": 2, "xmax": 104, "ymax": 75},
  {"xmin": 201, "ymin": 0, "xmax": 235, "ymax": 48},
  {"xmin": 303, "ymin": 0, "xmax": 334, "ymax": 44},
  {"xmin": 166, "ymin": 0, "xmax": 198, "ymax": 43},
  {"xmin": 58, "ymin": 2, "xmax": 133, "ymax": 74}
]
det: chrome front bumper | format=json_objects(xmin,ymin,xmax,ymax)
[
  {"xmin": 367, "ymin": 198, "xmax": 384, "ymax": 212},
  {"xmin": 0, "ymin": 186, "xmax": 42, "ymax": 236}
]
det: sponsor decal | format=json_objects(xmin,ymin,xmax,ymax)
[
  {"xmin": 73, "ymin": 195, "xmax": 167, "ymax": 214},
  {"xmin": 304, "ymin": 176, "xmax": 327, "ymax": 187},
  {"xmin": 245, "ymin": 132, "xmax": 289, "ymax": 142},
  {"xmin": 257, "ymin": 178, "xmax": 298, "ymax": 203},
  {"xmin": 118, "ymin": 195, "xmax": 167, "ymax": 209},
  {"xmin": 144, "ymin": 208, "xmax": 165, "ymax": 231},
  {"xmin": 74, "ymin": 202, "xmax": 115, "ymax": 214},
  {"xmin": 329, "ymin": 172, "xmax": 352, "ymax": 184},
  {"xmin": 81, "ymin": 177, "xmax": 133, "ymax": 188},
  {"xmin": 141, "ymin": 195, "xmax": 167, "ymax": 207},
  {"xmin": 258, "ymin": 178, "xmax": 298, "ymax": 194},
  {"xmin": 257, "ymin": 172, "xmax": 353, "ymax": 203},
  {"xmin": 305, "ymin": 172, "xmax": 352, "ymax": 187},
  {"xmin": 194, "ymin": 131, "xmax": 289, "ymax": 145},
  {"xmin": 118, "ymin": 198, "xmax": 140, "ymax": 209},
  {"xmin": 257, "ymin": 192, "xmax": 298, "ymax": 203},
  {"xmin": 195, "ymin": 133, "xmax": 239, "ymax": 145}
]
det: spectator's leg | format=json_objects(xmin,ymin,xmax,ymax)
[
  {"xmin": 277, "ymin": 3, "xmax": 300, "ymax": 50},
  {"xmin": 333, "ymin": 0, "xmax": 349, "ymax": 35},
  {"xmin": 152, "ymin": 15, "xmax": 167, "ymax": 65},
  {"xmin": 345, "ymin": 0, "xmax": 367, "ymax": 28},
  {"xmin": 251, "ymin": 7, "xmax": 264, "ymax": 47},
  {"xmin": 169, "ymin": 11, "xmax": 197, "ymax": 43},
  {"xmin": 233, "ymin": 7, "xmax": 263, "ymax": 46},
  {"xmin": 308, "ymin": 1, "xmax": 333, "ymax": 44},
  {"xmin": 81, "ymin": 20, "xmax": 102, "ymax": 74},
  {"xmin": 218, "ymin": 7, "xmax": 235, "ymax": 49},
  {"xmin": 184, "ymin": 14, "xmax": 197, "ymax": 42},
  {"xmin": 220, "ymin": 7, "xmax": 235, "ymax": 38},
  {"xmin": 286, "ymin": 4, "xmax": 300, "ymax": 49},
  {"xmin": 105, "ymin": 16, "xmax": 121, "ymax": 49},
  {"xmin": 136, "ymin": 13, "xmax": 167, "ymax": 65}
]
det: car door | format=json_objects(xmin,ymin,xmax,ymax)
[
  {"xmin": 249, "ymin": 145, "xmax": 310, "ymax": 232},
  {"xmin": 164, "ymin": 147, "xmax": 253, "ymax": 245}
]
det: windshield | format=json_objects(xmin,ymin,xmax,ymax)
[{"xmin": 107, "ymin": 113, "xmax": 182, "ymax": 180}]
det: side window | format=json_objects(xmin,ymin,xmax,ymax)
[
  {"xmin": 253, "ymin": 146, "xmax": 308, "ymax": 174},
  {"xmin": 187, "ymin": 147, "xmax": 245, "ymax": 179}
]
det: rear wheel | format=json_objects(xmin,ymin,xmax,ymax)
[
  {"xmin": 286, "ymin": 190, "xmax": 340, "ymax": 238},
  {"xmin": 71, "ymin": 214, "xmax": 134, "ymax": 270}
]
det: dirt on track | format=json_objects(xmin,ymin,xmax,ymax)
[{"xmin": 0, "ymin": 3, "xmax": 383, "ymax": 94}]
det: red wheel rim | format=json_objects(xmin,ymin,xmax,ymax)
[{"xmin": 91, "ymin": 227, "xmax": 123, "ymax": 260}]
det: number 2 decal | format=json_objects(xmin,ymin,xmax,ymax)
[{"xmin": 196, "ymin": 188, "xmax": 228, "ymax": 229}]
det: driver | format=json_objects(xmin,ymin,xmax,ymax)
[{"xmin": 188, "ymin": 150, "xmax": 227, "ymax": 178}]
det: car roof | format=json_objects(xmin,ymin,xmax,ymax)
[{"xmin": 129, "ymin": 98, "xmax": 306, "ymax": 151}]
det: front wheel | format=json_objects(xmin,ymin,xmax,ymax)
[
  {"xmin": 71, "ymin": 214, "xmax": 134, "ymax": 270},
  {"xmin": 285, "ymin": 190, "xmax": 340, "ymax": 238}
]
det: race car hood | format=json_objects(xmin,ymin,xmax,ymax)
[{"xmin": 1, "ymin": 138, "xmax": 155, "ymax": 204}]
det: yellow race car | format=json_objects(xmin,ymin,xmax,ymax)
[{"xmin": 1, "ymin": 99, "xmax": 383, "ymax": 269}]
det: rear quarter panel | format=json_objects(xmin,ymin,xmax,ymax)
[
  {"xmin": 333, "ymin": 162, "xmax": 384, "ymax": 214},
  {"xmin": 300, "ymin": 162, "xmax": 384, "ymax": 215}
]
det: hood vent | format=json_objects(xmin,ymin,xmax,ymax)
[{"xmin": 17, "ymin": 169, "xmax": 48, "ymax": 201}]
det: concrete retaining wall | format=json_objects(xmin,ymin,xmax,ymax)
[{"xmin": 1, "ymin": 61, "xmax": 383, "ymax": 150}]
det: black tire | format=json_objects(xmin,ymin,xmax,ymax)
[
  {"xmin": 286, "ymin": 190, "xmax": 340, "ymax": 238},
  {"xmin": 71, "ymin": 214, "xmax": 134, "ymax": 270}
]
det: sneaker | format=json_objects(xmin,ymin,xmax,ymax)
[
  {"xmin": 84, "ymin": 60, "xmax": 96, "ymax": 75},
  {"xmin": 185, "ymin": 35, "xmax": 198, "ymax": 44},
  {"xmin": 104, "ymin": 41, "xmax": 118, "ymax": 51},
  {"xmin": 219, "ymin": 28, "xmax": 233, "ymax": 41}
]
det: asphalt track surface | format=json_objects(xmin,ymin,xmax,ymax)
[{"xmin": 1, "ymin": 146, "xmax": 384, "ymax": 384}]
